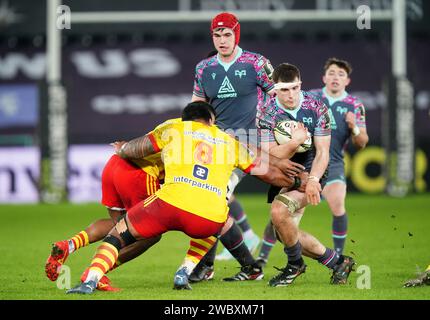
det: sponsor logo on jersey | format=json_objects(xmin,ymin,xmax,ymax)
[
  {"xmin": 173, "ymin": 175, "xmax": 222, "ymax": 196},
  {"xmin": 193, "ymin": 164, "xmax": 209, "ymax": 180},
  {"xmin": 217, "ymin": 76, "xmax": 237, "ymax": 98}
]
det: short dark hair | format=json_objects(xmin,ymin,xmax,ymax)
[
  {"xmin": 181, "ymin": 101, "xmax": 216, "ymax": 122},
  {"xmin": 324, "ymin": 57, "xmax": 353, "ymax": 76},
  {"xmin": 272, "ymin": 63, "xmax": 301, "ymax": 83}
]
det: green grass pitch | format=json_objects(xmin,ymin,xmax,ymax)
[{"xmin": 0, "ymin": 193, "xmax": 429, "ymax": 300}]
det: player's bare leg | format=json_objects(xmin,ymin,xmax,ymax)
[
  {"xmin": 47, "ymin": 208, "xmax": 161, "ymax": 292},
  {"xmin": 268, "ymin": 191, "xmax": 307, "ymax": 286},
  {"xmin": 269, "ymin": 190, "xmax": 355, "ymax": 286},
  {"xmin": 67, "ymin": 214, "xmax": 149, "ymax": 294},
  {"xmin": 45, "ymin": 209, "xmax": 122, "ymax": 282}
]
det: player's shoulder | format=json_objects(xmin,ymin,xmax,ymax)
[
  {"xmin": 307, "ymin": 88, "xmax": 324, "ymax": 99},
  {"xmin": 195, "ymin": 55, "xmax": 218, "ymax": 71},
  {"xmin": 260, "ymin": 95, "xmax": 277, "ymax": 112},
  {"xmin": 153, "ymin": 118, "xmax": 182, "ymax": 131},
  {"xmin": 344, "ymin": 93, "xmax": 365, "ymax": 109},
  {"xmin": 238, "ymin": 49, "xmax": 270, "ymax": 67},
  {"xmin": 302, "ymin": 90, "xmax": 326, "ymax": 108}
]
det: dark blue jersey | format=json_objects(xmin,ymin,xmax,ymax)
[
  {"xmin": 193, "ymin": 47, "xmax": 274, "ymax": 133},
  {"xmin": 256, "ymin": 91, "xmax": 331, "ymax": 171},
  {"xmin": 309, "ymin": 88, "xmax": 366, "ymax": 164}
]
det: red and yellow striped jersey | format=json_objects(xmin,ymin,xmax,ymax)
[{"xmin": 148, "ymin": 119, "xmax": 256, "ymax": 223}]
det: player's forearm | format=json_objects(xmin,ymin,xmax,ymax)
[
  {"xmin": 351, "ymin": 131, "xmax": 369, "ymax": 149},
  {"xmin": 118, "ymin": 135, "xmax": 156, "ymax": 159},
  {"xmin": 309, "ymin": 149, "xmax": 329, "ymax": 180},
  {"xmin": 254, "ymin": 165, "xmax": 295, "ymax": 188}
]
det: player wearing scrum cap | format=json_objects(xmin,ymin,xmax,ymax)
[
  {"xmin": 188, "ymin": 11, "xmax": 290, "ymax": 282},
  {"xmin": 255, "ymin": 63, "xmax": 356, "ymax": 287}
]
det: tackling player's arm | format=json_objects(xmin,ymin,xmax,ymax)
[
  {"xmin": 267, "ymin": 123, "xmax": 309, "ymax": 159},
  {"xmin": 114, "ymin": 134, "xmax": 160, "ymax": 160},
  {"xmin": 247, "ymin": 142, "xmax": 305, "ymax": 177},
  {"xmin": 236, "ymin": 140, "xmax": 304, "ymax": 188}
]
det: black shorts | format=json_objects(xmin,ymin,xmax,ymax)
[{"xmin": 267, "ymin": 185, "xmax": 282, "ymax": 203}]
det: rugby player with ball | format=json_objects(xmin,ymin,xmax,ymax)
[{"xmin": 254, "ymin": 63, "xmax": 356, "ymax": 287}]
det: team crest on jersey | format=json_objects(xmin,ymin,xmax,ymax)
[
  {"xmin": 336, "ymin": 106, "xmax": 348, "ymax": 115},
  {"xmin": 211, "ymin": 73, "xmax": 216, "ymax": 80},
  {"xmin": 193, "ymin": 164, "xmax": 209, "ymax": 180},
  {"xmin": 217, "ymin": 76, "xmax": 237, "ymax": 98},
  {"xmin": 235, "ymin": 70, "xmax": 246, "ymax": 78},
  {"xmin": 302, "ymin": 117, "xmax": 313, "ymax": 125}
]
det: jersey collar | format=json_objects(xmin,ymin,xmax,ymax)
[
  {"xmin": 275, "ymin": 91, "xmax": 304, "ymax": 119},
  {"xmin": 322, "ymin": 86, "xmax": 348, "ymax": 106},
  {"xmin": 217, "ymin": 47, "xmax": 243, "ymax": 72}
]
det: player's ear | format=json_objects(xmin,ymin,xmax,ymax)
[
  {"xmin": 345, "ymin": 77, "xmax": 351, "ymax": 86},
  {"xmin": 322, "ymin": 75, "xmax": 327, "ymax": 84}
]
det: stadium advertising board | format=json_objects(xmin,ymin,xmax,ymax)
[
  {"xmin": 0, "ymin": 40, "xmax": 429, "ymax": 201},
  {"xmin": 0, "ymin": 145, "xmax": 427, "ymax": 203}
]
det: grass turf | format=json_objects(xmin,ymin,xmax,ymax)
[{"xmin": 0, "ymin": 193, "xmax": 429, "ymax": 300}]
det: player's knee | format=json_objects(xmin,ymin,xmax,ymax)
[
  {"xmin": 328, "ymin": 199, "xmax": 345, "ymax": 215},
  {"xmin": 273, "ymin": 194, "xmax": 300, "ymax": 217},
  {"xmin": 115, "ymin": 216, "xmax": 137, "ymax": 247},
  {"xmin": 220, "ymin": 216, "xmax": 234, "ymax": 235},
  {"xmin": 271, "ymin": 201, "xmax": 289, "ymax": 226}
]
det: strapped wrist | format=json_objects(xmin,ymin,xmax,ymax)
[
  {"xmin": 293, "ymin": 176, "xmax": 301, "ymax": 190},
  {"xmin": 308, "ymin": 175, "xmax": 319, "ymax": 183},
  {"xmin": 352, "ymin": 126, "xmax": 360, "ymax": 137}
]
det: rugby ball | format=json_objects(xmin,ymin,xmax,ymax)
[{"xmin": 274, "ymin": 120, "xmax": 312, "ymax": 153}]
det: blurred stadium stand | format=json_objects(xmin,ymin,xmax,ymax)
[{"xmin": 0, "ymin": 0, "xmax": 429, "ymax": 202}]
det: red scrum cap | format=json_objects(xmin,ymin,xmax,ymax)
[{"xmin": 211, "ymin": 12, "xmax": 240, "ymax": 45}]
